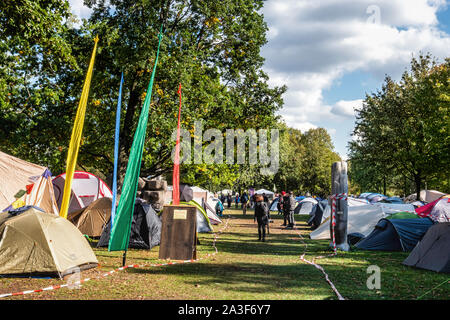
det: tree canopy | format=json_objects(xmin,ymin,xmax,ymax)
[{"xmin": 349, "ymin": 54, "xmax": 450, "ymax": 197}]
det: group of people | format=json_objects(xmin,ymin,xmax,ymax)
[
  {"xmin": 216, "ymin": 191, "xmax": 250, "ymax": 217},
  {"xmin": 253, "ymin": 191, "xmax": 295, "ymax": 242},
  {"xmin": 215, "ymin": 189, "xmax": 296, "ymax": 242}
]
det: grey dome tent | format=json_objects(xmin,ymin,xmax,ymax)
[
  {"xmin": 307, "ymin": 199, "xmax": 328, "ymax": 230},
  {"xmin": 403, "ymin": 222, "xmax": 450, "ymax": 273},
  {"xmin": 355, "ymin": 217, "xmax": 434, "ymax": 252},
  {"xmin": 294, "ymin": 197, "xmax": 318, "ymax": 215},
  {"xmin": 97, "ymin": 200, "xmax": 161, "ymax": 249}
]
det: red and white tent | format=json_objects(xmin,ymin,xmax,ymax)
[
  {"xmin": 416, "ymin": 195, "xmax": 450, "ymax": 223},
  {"xmin": 52, "ymin": 171, "xmax": 113, "ymax": 215}
]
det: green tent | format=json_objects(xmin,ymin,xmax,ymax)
[
  {"xmin": 180, "ymin": 200, "xmax": 213, "ymax": 233},
  {"xmin": 386, "ymin": 211, "xmax": 419, "ymax": 220}
]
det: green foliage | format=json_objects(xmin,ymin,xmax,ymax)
[
  {"xmin": 349, "ymin": 54, "xmax": 450, "ymax": 196},
  {"xmin": 0, "ymin": 0, "xmax": 286, "ymax": 187},
  {"xmin": 236, "ymin": 123, "xmax": 341, "ymax": 196},
  {"xmin": 0, "ymin": 0, "xmax": 78, "ymax": 172}
]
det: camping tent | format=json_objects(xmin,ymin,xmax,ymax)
[
  {"xmin": 310, "ymin": 204, "xmax": 386, "ymax": 240},
  {"xmin": 52, "ymin": 171, "xmax": 113, "ymax": 215},
  {"xmin": 386, "ymin": 211, "xmax": 419, "ymax": 220},
  {"xmin": 403, "ymin": 222, "xmax": 450, "ymax": 273},
  {"xmin": 415, "ymin": 196, "xmax": 450, "ymax": 223},
  {"xmin": 373, "ymin": 202, "xmax": 416, "ymax": 214},
  {"xmin": 385, "ymin": 196, "xmax": 404, "ymax": 204},
  {"xmin": 254, "ymin": 189, "xmax": 274, "ymax": 197},
  {"xmin": 269, "ymin": 198, "xmax": 279, "ymax": 211},
  {"xmin": 307, "ymin": 199, "xmax": 328, "ymax": 230},
  {"xmin": 0, "ymin": 151, "xmax": 59, "ymax": 214},
  {"xmin": 98, "ymin": 199, "xmax": 161, "ymax": 249},
  {"xmin": 200, "ymin": 196, "xmax": 222, "ymax": 225},
  {"xmin": 68, "ymin": 197, "xmax": 112, "ymax": 237},
  {"xmin": 405, "ymin": 190, "xmax": 447, "ymax": 203},
  {"xmin": 182, "ymin": 199, "xmax": 214, "ymax": 233},
  {"xmin": 355, "ymin": 217, "xmax": 434, "ymax": 252},
  {"xmin": 0, "ymin": 206, "xmax": 97, "ymax": 277},
  {"xmin": 294, "ymin": 197, "xmax": 318, "ymax": 215}
]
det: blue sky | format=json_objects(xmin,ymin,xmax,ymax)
[{"xmin": 68, "ymin": 0, "xmax": 450, "ymax": 159}]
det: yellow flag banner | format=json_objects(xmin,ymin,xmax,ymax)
[{"xmin": 60, "ymin": 36, "xmax": 99, "ymax": 219}]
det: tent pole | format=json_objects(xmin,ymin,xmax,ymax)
[{"xmin": 122, "ymin": 250, "xmax": 127, "ymax": 267}]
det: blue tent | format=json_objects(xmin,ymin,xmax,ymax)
[
  {"xmin": 355, "ymin": 217, "xmax": 435, "ymax": 252},
  {"xmin": 385, "ymin": 196, "xmax": 404, "ymax": 204}
]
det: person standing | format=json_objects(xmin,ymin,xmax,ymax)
[
  {"xmin": 282, "ymin": 191, "xmax": 290, "ymax": 226},
  {"xmin": 215, "ymin": 198, "xmax": 224, "ymax": 217},
  {"xmin": 253, "ymin": 194, "xmax": 269, "ymax": 242},
  {"xmin": 241, "ymin": 192, "xmax": 249, "ymax": 215},
  {"xmin": 227, "ymin": 193, "xmax": 232, "ymax": 208},
  {"xmin": 262, "ymin": 193, "xmax": 269, "ymax": 204},
  {"xmin": 235, "ymin": 193, "xmax": 240, "ymax": 209},
  {"xmin": 277, "ymin": 192, "xmax": 284, "ymax": 216},
  {"xmin": 286, "ymin": 191, "xmax": 296, "ymax": 229}
]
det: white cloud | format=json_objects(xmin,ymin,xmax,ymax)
[
  {"xmin": 331, "ymin": 99, "xmax": 363, "ymax": 118},
  {"xmin": 261, "ymin": 0, "xmax": 450, "ymax": 156},
  {"xmin": 68, "ymin": 0, "xmax": 92, "ymax": 20}
]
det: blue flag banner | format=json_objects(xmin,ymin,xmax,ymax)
[{"xmin": 111, "ymin": 72, "xmax": 124, "ymax": 227}]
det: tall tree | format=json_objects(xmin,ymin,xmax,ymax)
[
  {"xmin": 350, "ymin": 54, "xmax": 450, "ymax": 197},
  {"xmin": 79, "ymin": 0, "xmax": 286, "ymax": 191},
  {"xmin": 0, "ymin": 0, "xmax": 77, "ymax": 171}
]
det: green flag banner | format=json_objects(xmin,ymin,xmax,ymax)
[{"xmin": 108, "ymin": 30, "xmax": 163, "ymax": 251}]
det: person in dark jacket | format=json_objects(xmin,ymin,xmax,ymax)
[
  {"xmin": 241, "ymin": 192, "xmax": 249, "ymax": 215},
  {"xmin": 254, "ymin": 194, "xmax": 269, "ymax": 241},
  {"xmin": 282, "ymin": 191, "xmax": 290, "ymax": 226},
  {"xmin": 277, "ymin": 192, "xmax": 284, "ymax": 216},
  {"xmin": 286, "ymin": 191, "xmax": 296, "ymax": 229},
  {"xmin": 227, "ymin": 193, "xmax": 232, "ymax": 208}
]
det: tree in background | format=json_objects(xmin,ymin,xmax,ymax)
[
  {"xmin": 349, "ymin": 54, "xmax": 450, "ymax": 197},
  {"xmin": 71, "ymin": 0, "xmax": 286, "ymax": 189},
  {"xmin": 0, "ymin": 0, "xmax": 78, "ymax": 172},
  {"xmin": 235, "ymin": 123, "xmax": 341, "ymax": 197},
  {"xmin": 0, "ymin": 0, "xmax": 286, "ymax": 189}
]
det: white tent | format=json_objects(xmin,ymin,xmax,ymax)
[
  {"xmin": 310, "ymin": 204, "xmax": 386, "ymax": 240},
  {"xmin": 52, "ymin": 171, "xmax": 113, "ymax": 215},
  {"xmin": 420, "ymin": 190, "xmax": 446, "ymax": 203},
  {"xmin": 254, "ymin": 189, "xmax": 274, "ymax": 196},
  {"xmin": 373, "ymin": 202, "xmax": 415, "ymax": 214},
  {"xmin": 0, "ymin": 151, "xmax": 59, "ymax": 214}
]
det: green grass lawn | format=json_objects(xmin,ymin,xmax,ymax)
[{"xmin": 0, "ymin": 208, "xmax": 448, "ymax": 300}]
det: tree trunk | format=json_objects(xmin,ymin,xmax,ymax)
[
  {"xmin": 414, "ymin": 171, "xmax": 421, "ymax": 202},
  {"xmin": 117, "ymin": 76, "xmax": 142, "ymax": 194}
]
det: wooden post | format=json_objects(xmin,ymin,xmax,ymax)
[{"xmin": 329, "ymin": 161, "xmax": 350, "ymax": 251}]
